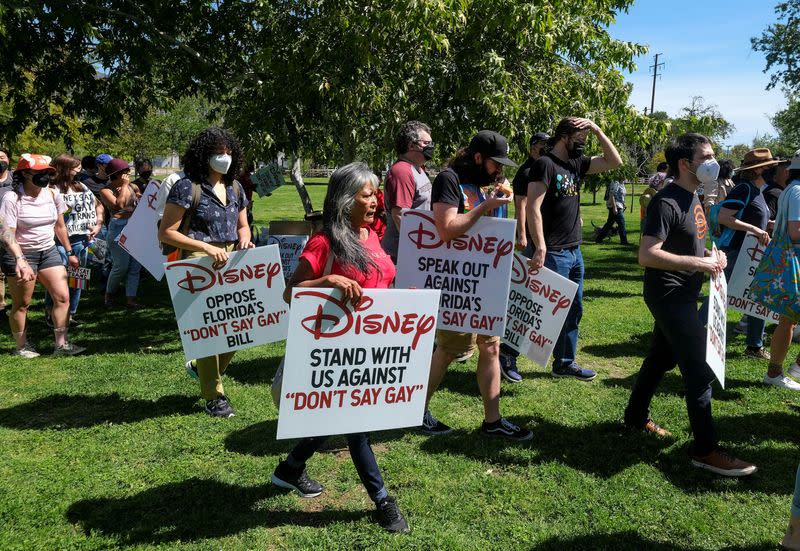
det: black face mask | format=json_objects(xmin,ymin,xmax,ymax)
[
  {"xmin": 570, "ymin": 141, "xmax": 585, "ymax": 159},
  {"xmin": 421, "ymin": 144, "xmax": 435, "ymax": 161},
  {"xmin": 0, "ymin": 161, "xmax": 8, "ymax": 173},
  {"xmin": 139, "ymin": 171, "xmax": 153, "ymax": 180},
  {"xmin": 31, "ymin": 172, "xmax": 51, "ymax": 188}
]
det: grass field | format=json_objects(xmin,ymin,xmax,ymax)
[{"xmin": 0, "ymin": 183, "xmax": 796, "ymax": 550}]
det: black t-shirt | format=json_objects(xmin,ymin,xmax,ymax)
[
  {"xmin": 642, "ymin": 184, "xmax": 707, "ymax": 303},
  {"xmin": 762, "ymin": 183, "xmax": 782, "ymax": 221},
  {"xmin": 431, "ymin": 167, "xmax": 465, "ymax": 213},
  {"xmin": 530, "ymin": 153, "xmax": 591, "ymax": 250},
  {"xmin": 85, "ymin": 175, "xmax": 109, "ymax": 198},
  {"xmin": 512, "ymin": 157, "xmax": 537, "ymax": 197},
  {"xmin": 721, "ymin": 181, "xmax": 769, "ymax": 252}
]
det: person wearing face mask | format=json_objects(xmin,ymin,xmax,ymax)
[
  {"xmin": 624, "ymin": 133, "xmax": 756, "ymax": 477},
  {"xmin": 132, "ymin": 158, "xmax": 159, "ymax": 195},
  {"xmin": 709, "ymin": 148, "xmax": 779, "ymax": 367},
  {"xmin": 99, "ymin": 158, "xmax": 143, "ymax": 309},
  {"xmin": 526, "ymin": 117, "xmax": 622, "ymax": 381},
  {"xmin": 0, "ymin": 154, "xmax": 86, "ymax": 357},
  {"xmin": 85, "ymin": 153, "xmax": 112, "ymax": 198},
  {"xmin": 0, "ymin": 147, "xmax": 14, "ymax": 319},
  {"xmin": 419, "ymin": 130, "xmax": 533, "ymax": 441},
  {"xmin": 381, "ymin": 120, "xmax": 434, "ymax": 262},
  {"xmin": 159, "ymin": 127, "xmax": 252, "ymax": 418}
]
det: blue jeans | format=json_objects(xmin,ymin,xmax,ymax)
[
  {"xmin": 105, "ymin": 218, "xmax": 141, "ymax": 297},
  {"xmin": 288, "ymin": 432, "xmax": 387, "ymax": 502},
  {"xmin": 699, "ymin": 246, "xmax": 765, "ymax": 348},
  {"xmin": 544, "ymin": 246, "xmax": 584, "ymax": 370},
  {"xmin": 44, "ymin": 235, "xmax": 89, "ymax": 315},
  {"xmin": 625, "ymin": 299, "xmax": 719, "ymax": 456},
  {"xmin": 793, "ymin": 464, "xmax": 800, "ymax": 517}
]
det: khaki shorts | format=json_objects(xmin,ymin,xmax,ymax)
[{"xmin": 436, "ymin": 329, "xmax": 500, "ymax": 356}]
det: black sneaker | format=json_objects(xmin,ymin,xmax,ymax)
[
  {"xmin": 204, "ymin": 395, "xmax": 235, "ymax": 418},
  {"xmin": 68, "ymin": 317, "xmax": 82, "ymax": 328},
  {"xmin": 499, "ymin": 353, "xmax": 522, "ymax": 383},
  {"xmin": 420, "ymin": 409, "xmax": 453, "ymax": 435},
  {"xmin": 271, "ymin": 461, "xmax": 324, "ymax": 498},
  {"xmin": 481, "ymin": 417, "xmax": 533, "ymax": 441},
  {"xmin": 375, "ymin": 496, "xmax": 410, "ymax": 533}
]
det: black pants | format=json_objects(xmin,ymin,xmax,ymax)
[
  {"xmin": 624, "ymin": 299, "xmax": 718, "ymax": 456},
  {"xmin": 596, "ymin": 208, "xmax": 628, "ymax": 244}
]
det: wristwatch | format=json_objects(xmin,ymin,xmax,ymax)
[{"xmin": 66, "ymin": 250, "xmax": 76, "ymax": 257}]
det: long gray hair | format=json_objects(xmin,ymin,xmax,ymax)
[{"xmin": 322, "ymin": 162, "xmax": 380, "ymax": 273}]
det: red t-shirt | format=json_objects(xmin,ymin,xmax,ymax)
[{"xmin": 300, "ymin": 228, "xmax": 396, "ymax": 289}]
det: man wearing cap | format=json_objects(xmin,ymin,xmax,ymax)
[
  {"xmin": 381, "ymin": 120, "xmax": 434, "ymax": 262},
  {"xmin": 85, "ymin": 153, "xmax": 112, "ymax": 199},
  {"xmin": 526, "ymin": 117, "xmax": 622, "ymax": 381},
  {"xmin": 496, "ymin": 131, "xmax": 549, "ymax": 383},
  {"xmin": 421, "ymin": 130, "xmax": 533, "ymax": 441}
]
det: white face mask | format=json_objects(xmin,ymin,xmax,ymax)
[
  {"xmin": 692, "ymin": 159, "xmax": 720, "ymax": 185},
  {"xmin": 209, "ymin": 154, "xmax": 232, "ymax": 175}
]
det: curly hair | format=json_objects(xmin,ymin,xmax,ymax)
[
  {"xmin": 51, "ymin": 154, "xmax": 81, "ymax": 193},
  {"xmin": 395, "ymin": 121, "xmax": 431, "ymax": 155},
  {"xmin": 322, "ymin": 162, "xmax": 380, "ymax": 274},
  {"xmin": 182, "ymin": 127, "xmax": 242, "ymax": 186}
]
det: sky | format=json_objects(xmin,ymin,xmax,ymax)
[{"xmin": 609, "ymin": 1, "xmax": 786, "ymax": 148}]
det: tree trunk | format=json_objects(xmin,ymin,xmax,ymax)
[{"xmin": 289, "ymin": 152, "xmax": 315, "ymax": 217}]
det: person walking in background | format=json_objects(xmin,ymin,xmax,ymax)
[
  {"xmin": 595, "ymin": 178, "xmax": 629, "ymax": 245},
  {"xmin": 704, "ymin": 159, "xmax": 736, "ymax": 215},
  {"xmin": 99, "ymin": 158, "xmax": 143, "ymax": 309}
]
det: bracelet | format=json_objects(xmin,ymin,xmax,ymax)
[
  {"xmin": 14, "ymin": 255, "xmax": 26, "ymax": 262},
  {"xmin": 66, "ymin": 250, "xmax": 75, "ymax": 257}
]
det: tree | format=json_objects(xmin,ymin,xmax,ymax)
[
  {"xmin": 771, "ymin": 95, "xmax": 800, "ymax": 151},
  {"xmin": 752, "ymin": 1, "xmax": 800, "ymax": 91}
]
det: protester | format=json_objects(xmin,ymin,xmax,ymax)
[
  {"xmin": 99, "ymin": 158, "xmax": 143, "ymax": 309},
  {"xmin": 85, "ymin": 153, "xmax": 112, "ymax": 198},
  {"xmin": 132, "ymin": 158, "xmax": 158, "ymax": 194},
  {"xmin": 155, "ymin": 169, "xmax": 186, "ymax": 219},
  {"xmin": 647, "ymin": 161, "xmax": 669, "ymax": 192},
  {"xmin": 77, "ymin": 155, "xmax": 96, "ymax": 185},
  {"xmin": 381, "ymin": 120, "xmax": 433, "ymax": 262},
  {"xmin": 0, "ymin": 147, "xmax": 12, "ymax": 188},
  {"xmin": 710, "ymin": 148, "xmax": 776, "ymax": 365},
  {"xmin": 782, "ymin": 465, "xmax": 800, "ymax": 550},
  {"xmin": 595, "ymin": 179, "xmax": 629, "ymax": 245},
  {"xmin": 44, "ymin": 155, "xmax": 104, "ymax": 326},
  {"xmin": 762, "ymin": 158, "xmax": 791, "ymax": 222},
  {"xmin": 704, "ymin": 159, "xmax": 736, "ymax": 214},
  {"xmin": 497, "ymin": 131, "xmax": 550, "ymax": 383},
  {"xmin": 158, "ymin": 127, "xmax": 251, "ymax": 418},
  {"xmin": 624, "ymin": 133, "xmax": 756, "ymax": 477},
  {"xmin": 420, "ymin": 130, "xmax": 532, "ymax": 441},
  {"xmin": 238, "ymin": 160, "xmax": 256, "ymax": 229},
  {"xmin": 271, "ymin": 162, "xmax": 409, "ymax": 533},
  {"xmin": 526, "ymin": 117, "xmax": 622, "ymax": 380},
  {"xmin": 0, "ymin": 154, "xmax": 86, "ymax": 357}
]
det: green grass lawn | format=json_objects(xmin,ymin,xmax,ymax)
[{"xmin": 0, "ymin": 187, "xmax": 795, "ymax": 550}]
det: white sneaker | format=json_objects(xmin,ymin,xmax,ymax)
[
  {"xmin": 13, "ymin": 344, "xmax": 40, "ymax": 359},
  {"xmin": 763, "ymin": 373, "xmax": 800, "ymax": 390},
  {"xmin": 787, "ymin": 363, "xmax": 800, "ymax": 379},
  {"xmin": 53, "ymin": 342, "xmax": 86, "ymax": 356}
]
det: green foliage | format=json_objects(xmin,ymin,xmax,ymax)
[
  {"xmin": 771, "ymin": 94, "xmax": 800, "ymax": 151},
  {"xmin": 752, "ymin": 0, "xmax": 800, "ymax": 91}
]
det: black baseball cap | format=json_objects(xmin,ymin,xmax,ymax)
[
  {"xmin": 468, "ymin": 130, "xmax": 517, "ymax": 167},
  {"xmin": 530, "ymin": 132, "xmax": 550, "ymax": 145}
]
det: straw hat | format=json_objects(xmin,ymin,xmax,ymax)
[{"xmin": 735, "ymin": 148, "xmax": 780, "ymax": 173}]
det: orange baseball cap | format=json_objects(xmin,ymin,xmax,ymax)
[{"xmin": 16, "ymin": 153, "xmax": 55, "ymax": 172}]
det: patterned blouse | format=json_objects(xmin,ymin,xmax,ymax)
[{"xmin": 166, "ymin": 178, "xmax": 249, "ymax": 243}]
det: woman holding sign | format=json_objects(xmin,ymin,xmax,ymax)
[
  {"xmin": 159, "ymin": 128, "xmax": 251, "ymax": 419},
  {"xmin": 271, "ymin": 162, "xmax": 409, "ymax": 533}
]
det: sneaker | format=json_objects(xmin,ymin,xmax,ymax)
[
  {"xmin": 204, "ymin": 395, "xmax": 236, "ymax": 418},
  {"xmin": 420, "ymin": 409, "xmax": 453, "ymax": 436},
  {"xmin": 624, "ymin": 418, "xmax": 672, "ymax": 438},
  {"xmin": 733, "ymin": 319, "xmax": 748, "ymax": 335},
  {"xmin": 454, "ymin": 350, "xmax": 474, "ymax": 363},
  {"xmin": 499, "ymin": 353, "xmax": 522, "ymax": 383},
  {"xmin": 788, "ymin": 362, "xmax": 800, "ymax": 379},
  {"xmin": 271, "ymin": 461, "xmax": 324, "ymax": 498},
  {"xmin": 53, "ymin": 342, "xmax": 86, "ymax": 356},
  {"xmin": 375, "ymin": 496, "xmax": 410, "ymax": 533},
  {"xmin": 481, "ymin": 417, "xmax": 533, "ymax": 441},
  {"xmin": 745, "ymin": 347, "xmax": 771, "ymax": 360},
  {"xmin": 552, "ymin": 362, "xmax": 597, "ymax": 381},
  {"xmin": 13, "ymin": 344, "xmax": 40, "ymax": 359},
  {"xmin": 763, "ymin": 373, "xmax": 800, "ymax": 391},
  {"xmin": 185, "ymin": 360, "xmax": 199, "ymax": 380},
  {"xmin": 68, "ymin": 317, "xmax": 81, "ymax": 328},
  {"xmin": 691, "ymin": 449, "xmax": 757, "ymax": 477}
]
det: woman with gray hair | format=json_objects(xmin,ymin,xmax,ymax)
[{"xmin": 272, "ymin": 162, "xmax": 409, "ymax": 533}]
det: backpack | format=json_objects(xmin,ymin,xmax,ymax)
[{"xmin": 708, "ymin": 184, "xmax": 751, "ymax": 248}]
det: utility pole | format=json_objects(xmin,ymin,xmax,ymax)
[{"xmin": 649, "ymin": 53, "xmax": 664, "ymax": 115}]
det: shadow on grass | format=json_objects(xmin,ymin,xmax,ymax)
[
  {"xmin": 583, "ymin": 288, "xmax": 639, "ymax": 300},
  {"xmin": 65, "ymin": 477, "xmax": 368, "ymax": 545},
  {"xmin": 583, "ymin": 332, "xmax": 652, "ymax": 359},
  {"xmin": 0, "ymin": 393, "xmax": 197, "ymax": 430},
  {"xmin": 601, "ymin": 371, "xmax": 747, "ymax": 401},
  {"xmin": 583, "ymin": 268, "xmax": 643, "ymax": 282},
  {"xmin": 225, "ymin": 356, "xmax": 282, "ymax": 386},
  {"xmin": 531, "ymin": 531, "xmax": 774, "ymax": 550},
  {"xmin": 436, "ymin": 368, "xmax": 548, "ymax": 398}
]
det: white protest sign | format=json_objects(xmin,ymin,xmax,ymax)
[
  {"xmin": 502, "ymin": 253, "xmax": 578, "ymax": 366},
  {"xmin": 276, "ymin": 288, "xmax": 439, "ymax": 439},
  {"xmin": 727, "ymin": 233, "xmax": 780, "ymax": 324},
  {"xmin": 164, "ymin": 246, "xmax": 288, "ymax": 359},
  {"xmin": 67, "ymin": 265, "xmax": 91, "ymax": 290},
  {"xmin": 267, "ymin": 234, "xmax": 309, "ymax": 281},
  {"xmin": 706, "ymin": 267, "xmax": 728, "ymax": 388},
  {"xmin": 395, "ymin": 209, "xmax": 515, "ymax": 336},
  {"xmin": 118, "ymin": 180, "xmax": 168, "ymax": 280}
]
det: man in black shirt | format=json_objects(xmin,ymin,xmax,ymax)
[
  {"xmin": 624, "ymin": 132, "xmax": 756, "ymax": 477},
  {"xmin": 526, "ymin": 117, "xmax": 622, "ymax": 380}
]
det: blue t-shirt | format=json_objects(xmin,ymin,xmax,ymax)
[
  {"xmin": 786, "ymin": 180, "xmax": 800, "ymax": 223},
  {"xmin": 166, "ymin": 178, "xmax": 249, "ymax": 243}
]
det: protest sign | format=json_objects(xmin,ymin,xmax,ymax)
[
  {"xmin": 118, "ymin": 181, "xmax": 168, "ymax": 280},
  {"xmin": 67, "ymin": 265, "xmax": 91, "ymax": 290},
  {"xmin": 267, "ymin": 234, "xmax": 309, "ymax": 281},
  {"xmin": 727, "ymin": 233, "xmax": 780, "ymax": 323},
  {"xmin": 164, "ymin": 246, "xmax": 288, "ymax": 359},
  {"xmin": 395, "ymin": 209, "xmax": 515, "ymax": 336},
  {"xmin": 706, "ymin": 265, "xmax": 728, "ymax": 388},
  {"xmin": 502, "ymin": 253, "xmax": 578, "ymax": 366},
  {"xmin": 277, "ymin": 288, "xmax": 439, "ymax": 439}
]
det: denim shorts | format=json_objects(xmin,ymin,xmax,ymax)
[{"xmin": 1, "ymin": 245, "xmax": 63, "ymax": 276}]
